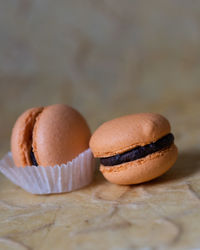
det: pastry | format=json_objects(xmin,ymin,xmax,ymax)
[
  {"xmin": 11, "ymin": 104, "xmax": 91, "ymax": 167},
  {"xmin": 89, "ymin": 113, "xmax": 178, "ymax": 185}
]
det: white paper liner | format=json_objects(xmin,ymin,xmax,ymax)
[{"xmin": 0, "ymin": 149, "xmax": 95, "ymax": 194}]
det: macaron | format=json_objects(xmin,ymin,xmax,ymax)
[
  {"xmin": 89, "ymin": 113, "xmax": 178, "ymax": 185},
  {"xmin": 11, "ymin": 104, "xmax": 91, "ymax": 167}
]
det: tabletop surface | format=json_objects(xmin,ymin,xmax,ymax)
[{"xmin": 0, "ymin": 111, "xmax": 200, "ymax": 250}]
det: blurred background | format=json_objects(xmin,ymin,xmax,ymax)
[{"xmin": 1, "ymin": 0, "xmax": 200, "ymax": 157}]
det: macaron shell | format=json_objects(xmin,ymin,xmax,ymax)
[
  {"xmin": 11, "ymin": 107, "xmax": 43, "ymax": 167},
  {"xmin": 100, "ymin": 144, "xmax": 178, "ymax": 185},
  {"xmin": 32, "ymin": 104, "xmax": 91, "ymax": 166},
  {"xmin": 90, "ymin": 113, "xmax": 171, "ymax": 158}
]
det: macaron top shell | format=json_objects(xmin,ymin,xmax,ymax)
[
  {"xmin": 89, "ymin": 113, "xmax": 171, "ymax": 158},
  {"xmin": 32, "ymin": 104, "xmax": 91, "ymax": 166},
  {"xmin": 11, "ymin": 104, "xmax": 91, "ymax": 167}
]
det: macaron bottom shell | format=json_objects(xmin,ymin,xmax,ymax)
[{"xmin": 100, "ymin": 144, "xmax": 178, "ymax": 185}]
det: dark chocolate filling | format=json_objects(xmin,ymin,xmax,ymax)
[
  {"xmin": 100, "ymin": 133, "xmax": 174, "ymax": 166},
  {"xmin": 30, "ymin": 148, "xmax": 38, "ymax": 166}
]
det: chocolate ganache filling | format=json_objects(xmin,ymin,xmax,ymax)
[
  {"xmin": 100, "ymin": 133, "xmax": 174, "ymax": 166},
  {"xmin": 30, "ymin": 147, "xmax": 38, "ymax": 166}
]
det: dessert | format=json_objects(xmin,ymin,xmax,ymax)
[
  {"xmin": 90, "ymin": 113, "xmax": 178, "ymax": 185},
  {"xmin": 11, "ymin": 104, "xmax": 91, "ymax": 167}
]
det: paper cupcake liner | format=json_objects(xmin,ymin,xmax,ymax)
[{"xmin": 0, "ymin": 149, "xmax": 95, "ymax": 194}]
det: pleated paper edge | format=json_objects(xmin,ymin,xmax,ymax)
[{"xmin": 0, "ymin": 149, "xmax": 95, "ymax": 195}]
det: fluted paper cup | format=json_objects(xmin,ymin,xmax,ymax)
[{"xmin": 0, "ymin": 149, "xmax": 95, "ymax": 194}]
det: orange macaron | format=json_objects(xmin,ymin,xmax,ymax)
[
  {"xmin": 90, "ymin": 113, "xmax": 178, "ymax": 185},
  {"xmin": 11, "ymin": 104, "xmax": 91, "ymax": 167}
]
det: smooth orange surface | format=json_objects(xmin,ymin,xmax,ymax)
[
  {"xmin": 11, "ymin": 104, "xmax": 91, "ymax": 167},
  {"xmin": 90, "ymin": 113, "xmax": 171, "ymax": 158}
]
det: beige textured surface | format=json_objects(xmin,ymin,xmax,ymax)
[
  {"xmin": 0, "ymin": 144, "xmax": 200, "ymax": 249},
  {"xmin": 1, "ymin": 115, "xmax": 200, "ymax": 249},
  {"xmin": 1, "ymin": 0, "xmax": 200, "ymax": 249}
]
